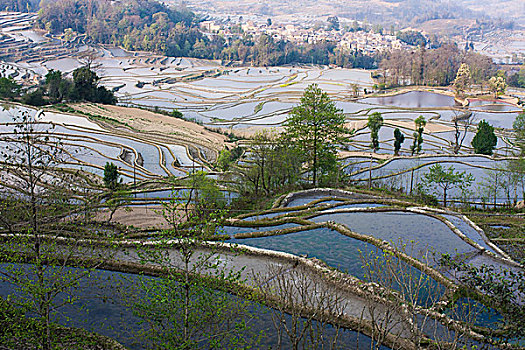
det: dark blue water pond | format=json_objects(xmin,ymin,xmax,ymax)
[
  {"xmin": 310, "ymin": 211, "xmax": 478, "ymax": 262},
  {"xmin": 360, "ymin": 91, "xmax": 455, "ymax": 108},
  {"xmin": 230, "ymin": 227, "xmax": 376, "ymax": 277}
]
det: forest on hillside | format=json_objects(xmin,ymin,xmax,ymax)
[{"xmin": 34, "ymin": 0, "xmax": 377, "ymax": 68}]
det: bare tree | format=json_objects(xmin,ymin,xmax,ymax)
[
  {"xmin": 78, "ymin": 49, "xmax": 103, "ymax": 73},
  {"xmin": 361, "ymin": 241, "xmax": 484, "ymax": 349},
  {"xmin": 0, "ymin": 109, "xmax": 110, "ymax": 348},
  {"xmin": 451, "ymin": 110, "xmax": 475, "ymax": 154},
  {"xmin": 254, "ymin": 263, "xmax": 348, "ymax": 350}
]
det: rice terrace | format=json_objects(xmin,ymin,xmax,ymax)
[{"xmin": 0, "ymin": 2, "xmax": 524, "ymax": 349}]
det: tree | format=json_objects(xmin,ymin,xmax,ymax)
[
  {"xmin": 73, "ymin": 65, "xmax": 99, "ymax": 98},
  {"xmin": 451, "ymin": 110, "xmax": 474, "ymax": 154},
  {"xmin": 128, "ymin": 174, "xmax": 258, "ymax": 349},
  {"xmin": 0, "ymin": 110, "xmax": 107, "ymax": 348},
  {"xmin": 185, "ymin": 171, "xmax": 226, "ymax": 220},
  {"xmin": 254, "ymin": 263, "xmax": 347, "ymax": 350},
  {"xmin": 367, "ymin": 112, "xmax": 383, "ymax": 153},
  {"xmin": 171, "ymin": 109, "xmax": 183, "ymax": 118},
  {"xmin": 441, "ymin": 256, "xmax": 525, "ymax": 345},
  {"xmin": 45, "ymin": 69, "xmax": 64, "ymax": 102},
  {"xmin": 216, "ymin": 149, "xmax": 232, "ymax": 171},
  {"xmin": 103, "ymin": 162, "xmax": 119, "ymax": 190},
  {"xmin": 350, "ymin": 83, "xmax": 359, "ymax": 97},
  {"xmin": 488, "ymin": 75, "xmax": 506, "ymax": 98},
  {"xmin": 513, "ymin": 111, "xmax": 525, "ymax": 155},
  {"xmin": 453, "ymin": 63, "xmax": 471, "ymax": 97},
  {"xmin": 422, "ymin": 164, "xmax": 474, "ymax": 206},
  {"xmin": 410, "ymin": 116, "xmax": 426, "ymax": 155},
  {"xmin": 396, "ymin": 30, "xmax": 427, "ymax": 46},
  {"xmin": 362, "ymin": 242, "xmax": 483, "ymax": 349},
  {"xmin": 43, "ymin": 69, "xmax": 73, "ymax": 103},
  {"xmin": 283, "ymin": 84, "xmax": 349, "ymax": 186},
  {"xmin": 71, "ymin": 65, "xmax": 116, "ymax": 104},
  {"xmin": 477, "ymin": 162, "xmax": 523, "ymax": 209},
  {"xmin": 0, "ymin": 77, "xmax": 20, "ymax": 99},
  {"xmin": 233, "ymin": 131, "xmax": 302, "ymax": 196},
  {"xmin": 327, "ymin": 16, "xmax": 339, "ymax": 31},
  {"xmin": 393, "ymin": 128, "xmax": 405, "ymax": 156},
  {"xmin": 104, "ymin": 189, "xmax": 131, "ymax": 224},
  {"xmin": 508, "ymin": 67, "xmax": 525, "ymax": 88},
  {"xmin": 471, "ymin": 120, "xmax": 497, "ymax": 155}
]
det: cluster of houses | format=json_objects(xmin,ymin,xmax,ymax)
[{"xmin": 200, "ymin": 16, "xmax": 410, "ymax": 55}]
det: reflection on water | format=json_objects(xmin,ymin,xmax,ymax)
[{"xmin": 361, "ymin": 91, "xmax": 455, "ymax": 108}]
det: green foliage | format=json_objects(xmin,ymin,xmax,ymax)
[
  {"xmin": 0, "ymin": 110, "xmax": 107, "ymax": 349},
  {"xmin": 233, "ymin": 131, "xmax": 303, "ymax": 197},
  {"xmin": 103, "ymin": 162, "xmax": 119, "ymax": 190},
  {"xmin": 36, "ymin": 0, "xmax": 377, "ymax": 69},
  {"xmin": 422, "ymin": 164, "xmax": 474, "ymax": 206},
  {"xmin": 186, "ymin": 171, "xmax": 226, "ymax": 220},
  {"xmin": 0, "ymin": 299, "xmax": 114, "ymax": 349},
  {"xmin": 284, "ymin": 84, "xmax": 349, "ymax": 186},
  {"xmin": 130, "ymin": 272, "xmax": 258, "ymax": 349},
  {"xmin": 488, "ymin": 75, "xmax": 506, "ymax": 97},
  {"xmin": 453, "ymin": 63, "xmax": 471, "ymax": 96},
  {"xmin": 217, "ymin": 149, "xmax": 232, "ymax": 171},
  {"xmin": 410, "ymin": 116, "xmax": 426, "ymax": 155},
  {"xmin": 23, "ymin": 66, "xmax": 115, "ymax": 105},
  {"xmin": 471, "ymin": 120, "xmax": 497, "ymax": 155},
  {"xmin": 0, "ymin": 77, "xmax": 20, "ymax": 99},
  {"xmin": 125, "ymin": 175, "xmax": 259, "ymax": 348},
  {"xmin": 396, "ymin": 30, "xmax": 427, "ymax": 46},
  {"xmin": 72, "ymin": 66, "xmax": 97, "ymax": 96},
  {"xmin": 513, "ymin": 111, "xmax": 525, "ymax": 155},
  {"xmin": 45, "ymin": 69, "xmax": 65, "ymax": 102},
  {"xmin": 508, "ymin": 67, "xmax": 525, "ymax": 88},
  {"xmin": 21, "ymin": 89, "xmax": 45, "ymax": 106},
  {"xmin": 71, "ymin": 66, "xmax": 116, "ymax": 104},
  {"xmin": 393, "ymin": 128, "xmax": 405, "ymax": 156},
  {"xmin": 367, "ymin": 112, "xmax": 383, "ymax": 152},
  {"xmin": 441, "ymin": 256, "xmax": 525, "ymax": 344},
  {"xmin": 170, "ymin": 109, "xmax": 183, "ymax": 119},
  {"xmin": 216, "ymin": 146, "xmax": 244, "ymax": 169},
  {"xmin": 104, "ymin": 189, "xmax": 131, "ymax": 224}
]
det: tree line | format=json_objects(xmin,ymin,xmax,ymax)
[{"xmin": 379, "ymin": 43, "xmax": 495, "ymax": 87}]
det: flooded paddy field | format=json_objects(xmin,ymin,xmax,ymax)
[
  {"xmin": 0, "ymin": 12, "xmax": 522, "ymax": 207},
  {"xmin": 0, "ymin": 104, "xmax": 216, "ymax": 186},
  {"xmin": 0, "ymin": 12, "xmax": 523, "ymax": 350}
]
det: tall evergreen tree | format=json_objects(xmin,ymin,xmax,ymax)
[
  {"xmin": 367, "ymin": 112, "xmax": 383, "ymax": 153},
  {"xmin": 472, "ymin": 120, "xmax": 497, "ymax": 155},
  {"xmin": 393, "ymin": 128, "xmax": 405, "ymax": 156},
  {"xmin": 283, "ymin": 84, "xmax": 349, "ymax": 186}
]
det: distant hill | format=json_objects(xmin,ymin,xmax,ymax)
[{"xmin": 175, "ymin": 0, "xmax": 523, "ymax": 29}]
